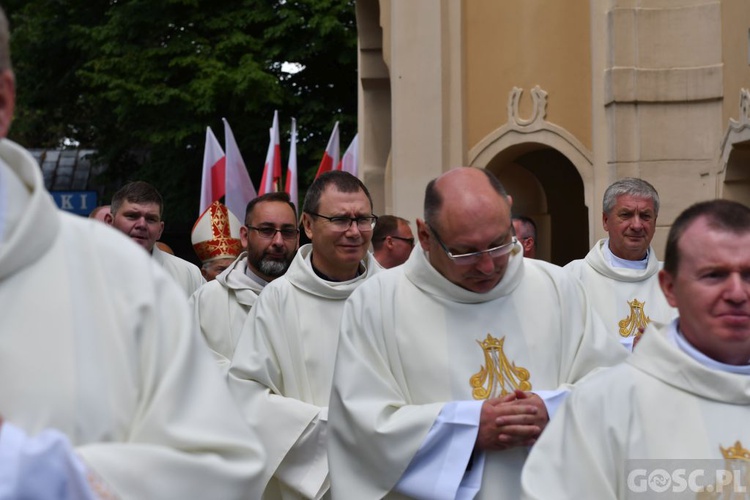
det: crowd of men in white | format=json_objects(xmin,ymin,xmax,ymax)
[{"xmin": 3, "ymin": 6, "xmax": 750, "ymax": 499}]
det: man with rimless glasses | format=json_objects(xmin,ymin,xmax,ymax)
[
  {"xmin": 328, "ymin": 167, "xmax": 626, "ymax": 499},
  {"xmin": 227, "ymin": 170, "xmax": 380, "ymax": 499},
  {"xmin": 190, "ymin": 192, "xmax": 299, "ymax": 369}
]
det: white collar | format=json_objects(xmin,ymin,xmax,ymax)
[{"xmin": 603, "ymin": 238, "xmax": 649, "ymax": 270}]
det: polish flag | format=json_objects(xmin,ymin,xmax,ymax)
[
  {"xmin": 223, "ymin": 118, "xmax": 257, "ymax": 221},
  {"xmin": 259, "ymin": 110, "xmax": 282, "ymax": 195},
  {"xmin": 285, "ymin": 118, "xmax": 298, "ymax": 211},
  {"xmin": 314, "ymin": 121, "xmax": 340, "ymax": 179},
  {"xmin": 338, "ymin": 133, "xmax": 359, "ymax": 177},
  {"xmin": 199, "ymin": 126, "xmax": 226, "ymax": 215}
]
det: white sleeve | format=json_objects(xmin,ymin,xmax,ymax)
[
  {"xmin": 0, "ymin": 423, "xmax": 96, "ymax": 500},
  {"xmin": 394, "ymin": 400, "xmax": 484, "ymax": 500},
  {"xmin": 274, "ymin": 408, "xmax": 330, "ymax": 499}
]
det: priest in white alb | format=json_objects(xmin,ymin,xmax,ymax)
[
  {"xmin": 0, "ymin": 12, "xmax": 268, "ymax": 496},
  {"xmin": 227, "ymin": 171, "xmax": 380, "ymax": 499},
  {"xmin": 190, "ymin": 193, "xmax": 298, "ymax": 368},
  {"xmin": 565, "ymin": 178, "xmax": 676, "ymax": 350},
  {"xmin": 106, "ymin": 180, "xmax": 205, "ymax": 297},
  {"xmin": 328, "ymin": 167, "xmax": 628, "ymax": 499},
  {"xmin": 522, "ymin": 199, "xmax": 750, "ymax": 499}
]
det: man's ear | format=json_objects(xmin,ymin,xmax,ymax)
[
  {"xmin": 658, "ymin": 269, "xmax": 678, "ymax": 308},
  {"xmin": 301, "ymin": 213, "xmax": 314, "ymax": 240},
  {"xmin": 104, "ymin": 212, "xmax": 114, "ymax": 226},
  {"xmin": 240, "ymin": 225, "xmax": 249, "ymax": 250},
  {"xmin": 523, "ymin": 237, "xmax": 535, "ymax": 253},
  {"xmin": 416, "ymin": 219, "xmax": 431, "ymax": 251}
]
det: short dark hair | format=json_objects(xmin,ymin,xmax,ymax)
[
  {"xmin": 602, "ymin": 178, "xmax": 660, "ymax": 216},
  {"xmin": 244, "ymin": 192, "xmax": 298, "ymax": 225},
  {"xmin": 424, "ymin": 168, "xmax": 508, "ymax": 228},
  {"xmin": 664, "ymin": 199, "xmax": 750, "ymax": 276},
  {"xmin": 512, "ymin": 215, "xmax": 537, "ymax": 239},
  {"xmin": 110, "ymin": 181, "xmax": 163, "ymax": 217},
  {"xmin": 302, "ymin": 170, "xmax": 373, "ymax": 214},
  {"xmin": 372, "ymin": 215, "xmax": 410, "ymax": 251}
]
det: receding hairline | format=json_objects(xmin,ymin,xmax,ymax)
[
  {"xmin": 245, "ymin": 198, "xmax": 298, "ymax": 225},
  {"xmin": 424, "ymin": 168, "xmax": 509, "ymax": 229}
]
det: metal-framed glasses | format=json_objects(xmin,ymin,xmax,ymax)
[
  {"xmin": 428, "ymin": 224, "xmax": 516, "ymax": 265},
  {"xmin": 306, "ymin": 212, "xmax": 378, "ymax": 232},
  {"xmin": 245, "ymin": 225, "xmax": 299, "ymax": 240}
]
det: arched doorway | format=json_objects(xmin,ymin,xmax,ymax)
[
  {"xmin": 721, "ymin": 140, "xmax": 750, "ymax": 205},
  {"xmin": 485, "ymin": 144, "xmax": 588, "ymax": 266},
  {"xmin": 470, "ymin": 86, "xmax": 595, "ymax": 266}
]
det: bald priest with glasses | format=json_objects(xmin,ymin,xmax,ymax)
[
  {"xmin": 227, "ymin": 170, "xmax": 380, "ymax": 499},
  {"xmin": 327, "ymin": 167, "xmax": 627, "ymax": 500}
]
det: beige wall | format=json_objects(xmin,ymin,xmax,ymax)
[
  {"xmin": 359, "ymin": 0, "xmax": 750, "ymax": 262},
  {"xmin": 721, "ymin": 0, "xmax": 750, "ymax": 127},
  {"xmin": 464, "ymin": 0, "xmax": 592, "ymax": 152}
]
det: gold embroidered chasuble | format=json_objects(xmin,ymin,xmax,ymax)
[
  {"xmin": 328, "ymin": 244, "xmax": 627, "ymax": 499},
  {"xmin": 522, "ymin": 321, "xmax": 750, "ymax": 500},
  {"xmin": 565, "ymin": 239, "xmax": 677, "ymax": 341}
]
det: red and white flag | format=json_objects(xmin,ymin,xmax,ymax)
[
  {"xmin": 223, "ymin": 118, "xmax": 257, "ymax": 221},
  {"xmin": 338, "ymin": 133, "xmax": 359, "ymax": 177},
  {"xmin": 259, "ymin": 110, "xmax": 282, "ymax": 195},
  {"xmin": 199, "ymin": 126, "xmax": 226, "ymax": 215},
  {"xmin": 314, "ymin": 121, "xmax": 340, "ymax": 179},
  {"xmin": 284, "ymin": 118, "xmax": 298, "ymax": 211}
]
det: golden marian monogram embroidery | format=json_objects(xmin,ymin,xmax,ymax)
[
  {"xmin": 696, "ymin": 442, "xmax": 750, "ymax": 499},
  {"xmin": 618, "ymin": 298, "xmax": 651, "ymax": 338},
  {"xmin": 722, "ymin": 441, "xmax": 750, "ymax": 461},
  {"xmin": 470, "ymin": 334, "xmax": 531, "ymax": 400}
]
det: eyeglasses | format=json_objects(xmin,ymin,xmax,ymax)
[
  {"xmin": 245, "ymin": 225, "xmax": 299, "ymax": 240},
  {"xmin": 306, "ymin": 212, "xmax": 378, "ymax": 232},
  {"xmin": 428, "ymin": 223, "xmax": 516, "ymax": 265},
  {"xmin": 390, "ymin": 236, "xmax": 415, "ymax": 247}
]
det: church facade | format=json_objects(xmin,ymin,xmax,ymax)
[{"xmin": 355, "ymin": 0, "xmax": 750, "ymax": 264}]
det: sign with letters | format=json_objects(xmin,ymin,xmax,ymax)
[{"xmin": 51, "ymin": 191, "xmax": 98, "ymax": 216}]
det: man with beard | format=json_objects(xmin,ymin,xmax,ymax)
[
  {"xmin": 190, "ymin": 192, "xmax": 299, "ymax": 369},
  {"xmin": 227, "ymin": 171, "xmax": 380, "ymax": 499}
]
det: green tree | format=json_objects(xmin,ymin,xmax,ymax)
[{"xmin": 4, "ymin": 0, "xmax": 357, "ymax": 227}]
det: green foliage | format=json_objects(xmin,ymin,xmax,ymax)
[{"xmin": 4, "ymin": 0, "xmax": 357, "ymax": 225}]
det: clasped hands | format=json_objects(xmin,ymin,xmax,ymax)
[{"xmin": 475, "ymin": 390, "xmax": 549, "ymax": 451}]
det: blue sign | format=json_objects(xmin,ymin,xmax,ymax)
[{"xmin": 51, "ymin": 191, "xmax": 98, "ymax": 215}]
